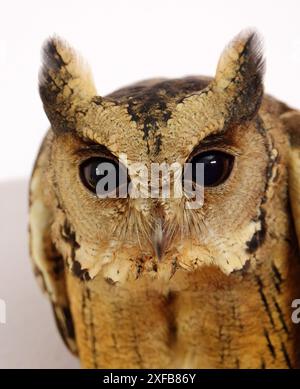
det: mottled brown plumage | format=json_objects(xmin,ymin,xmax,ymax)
[{"xmin": 29, "ymin": 30, "xmax": 300, "ymax": 368}]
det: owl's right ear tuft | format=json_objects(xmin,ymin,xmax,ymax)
[
  {"xmin": 39, "ymin": 36, "xmax": 96, "ymax": 132},
  {"xmin": 214, "ymin": 29, "xmax": 265, "ymax": 122}
]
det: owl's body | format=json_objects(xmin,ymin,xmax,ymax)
[{"xmin": 29, "ymin": 31, "xmax": 300, "ymax": 368}]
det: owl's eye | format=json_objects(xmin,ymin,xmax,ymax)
[
  {"xmin": 189, "ymin": 150, "xmax": 234, "ymax": 187},
  {"xmin": 79, "ymin": 157, "xmax": 129, "ymax": 197}
]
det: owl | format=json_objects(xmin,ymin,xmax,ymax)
[{"xmin": 29, "ymin": 29, "xmax": 300, "ymax": 369}]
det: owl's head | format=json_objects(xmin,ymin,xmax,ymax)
[{"xmin": 39, "ymin": 30, "xmax": 284, "ymax": 283}]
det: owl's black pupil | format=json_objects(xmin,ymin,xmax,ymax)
[
  {"xmin": 190, "ymin": 151, "xmax": 234, "ymax": 187},
  {"xmin": 80, "ymin": 157, "xmax": 127, "ymax": 195}
]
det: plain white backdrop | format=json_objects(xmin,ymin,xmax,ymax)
[
  {"xmin": 0, "ymin": 0, "xmax": 300, "ymax": 368},
  {"xmin": 1, "ymin": 0, "xmax": 300, "ymax": 180}
]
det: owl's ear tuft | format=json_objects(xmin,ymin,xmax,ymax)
[
  {"xmin": 39, "ymin": 36, "xmax": 96, "ymax": 132},
  {"xmin": 214, "ymin": 29, "xmax": 265, "ymax": 122}
]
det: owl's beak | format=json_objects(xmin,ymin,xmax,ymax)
[{"xmin": 152, "ymin": 217, "xmax": 166, "ymax": 261}]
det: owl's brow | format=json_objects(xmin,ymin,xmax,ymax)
[
  {"xmin": 73, "ymin": 140, "xmax": 114, "ymax": 158},
  {"xmin": 188, "ymin": 130, "xmax": 240, "ymax": 159},
  {"xmin": 199, "ymin": 132, "xmax": 228, "ymax": 146}
]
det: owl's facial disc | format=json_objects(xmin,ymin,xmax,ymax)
[{"xmin": 41, "ymin": 29, "xmax": 271, "ymax": 282}]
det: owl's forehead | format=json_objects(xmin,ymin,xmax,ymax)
[
  {"xmin": 107, "ymin": 77, "xmax": 210, "ymax": 136},
  {"xmin": 106, "ymin": 76, "xmax": 211, "ymax": 114},
  {"xmin": 78, "ymin": 76, "xmax": 212, "ymax": 162}
]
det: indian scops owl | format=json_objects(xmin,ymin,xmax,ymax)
[{"xmin": 29, "ymin": 30, "xmax": 300, "ymax": 368}]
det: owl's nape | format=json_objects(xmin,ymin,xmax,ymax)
[{"xmin": 29, "ymin": 29, "xmax": 300, "ymax": 369}]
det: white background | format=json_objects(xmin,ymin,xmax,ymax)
[
  {"xmin": 0, "ymin": 0, "xmax": 300, "ymax": 368},
  {"xmin": 0, "ymin": 0, "xmax": 300, "ymax": 181}
]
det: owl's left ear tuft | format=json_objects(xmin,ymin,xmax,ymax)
[
  {"xmin": 214, "ymin": 29, "xmax": 265, "ymax": 122},
  {"xmin": 39, "ymin": 36, "xmax": 96, "ymax": 132}
]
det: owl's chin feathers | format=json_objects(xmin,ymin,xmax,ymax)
[{"xmin": 51, "ymin": 217, "xmax": 261, "ymax": 286}]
